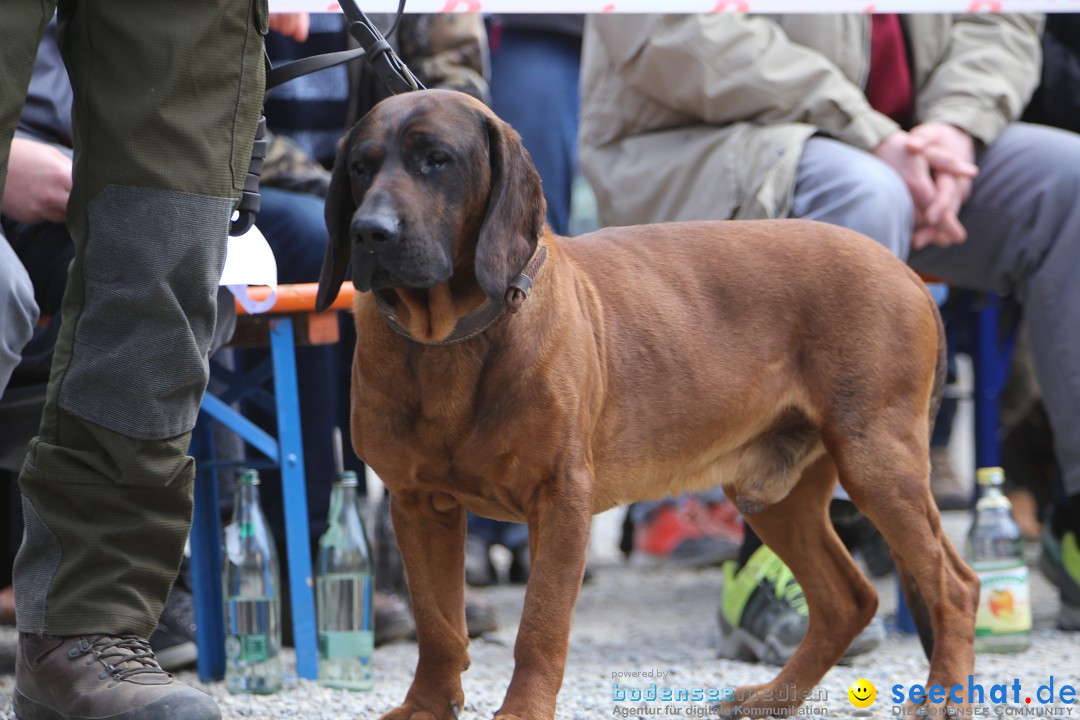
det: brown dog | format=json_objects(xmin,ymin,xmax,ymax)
[{"xmin": 316, "ymin": 89, "xmax": 978, "ymax": 720}]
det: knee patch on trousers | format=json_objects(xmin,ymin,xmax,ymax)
[
  {"xmin": 13, "ymin": 496, "xmax": 62, "ymax": 635},
  {"xmin": 59, "ymin": 185, "xmax": 234, "ymax": 440}
]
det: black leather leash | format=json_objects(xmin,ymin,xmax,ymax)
[
  {"xmin": 230, "ymin": 0, "xmax": 423, "ymax": 236},
  {"xmin": 265, "ymin": 0, "xmax": 423, "ymax": 94}
]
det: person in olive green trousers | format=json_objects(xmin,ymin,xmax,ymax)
[{"xmin": 0, "ymin": 1, "xmax": 265, "ymax": 718}]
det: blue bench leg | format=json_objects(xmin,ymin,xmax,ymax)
[
  {"xmin": 270, "ymin": 317, "xmax": 319, "ymax": 680},
  {"xmin": 190, "ymin": 420, "xmax": 227, "ymax": 682},
  {"xmin": 974, "ymin": 297, "xmax": 1002, "ymax": 472}
]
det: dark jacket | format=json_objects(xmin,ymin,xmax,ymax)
[{"xmin": 1023, "ymin": 14, "xmax": 1080, "ymax": 133}]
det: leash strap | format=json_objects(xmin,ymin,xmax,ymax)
[
  {"xmin": 266, "ymin": 47, "xmax": 366, "ymax": 90},
  {"xmin": 263, "ymin": 0, "xmax": 422, "ymax": 95},
  {"xmin": 231, "ymin": 0, "xmax": 422, "ymax": 236}
]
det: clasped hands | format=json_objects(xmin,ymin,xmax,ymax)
[{"xmin": 872, "ymin": 123, "xmax": 978, "ymax": 250}]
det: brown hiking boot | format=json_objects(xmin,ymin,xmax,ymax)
[{"xmin": 14, "ymin": 633, "xmax": 220, "ymax": 720}]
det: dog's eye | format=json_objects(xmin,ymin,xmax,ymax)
[
  {"xmin": 351, "ymin": 161, "xmax": 370, "ymax": 180},
  {"xmin": 422, "ymin": 151, "xmax": 451, "ymax": 173}
]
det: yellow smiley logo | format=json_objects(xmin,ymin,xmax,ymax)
[{"xmin": 848, "ymin": 678, "xmax": 876, "ymax": 708}]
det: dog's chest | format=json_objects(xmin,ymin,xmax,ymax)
[
  {"xmin": 356, "ymin": 350, "xmax": 556, "ymax": 520},
  {"xmin": 366, "ymin": 427, "xmax": 534, "ymax": 522}
]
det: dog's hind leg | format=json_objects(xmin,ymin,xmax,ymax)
[
  {"xmin": 719, "ymin": 454, "xmax": 878, "ymax": 719},
  {"xmin": 380, "ymin": 490, "xmax": 470, "ymax": 720},
  {"xmin": 836, "ymin": 431, "xmax": 978, "ymax": 710},
  {"xmin": 895, "ymin": 556, "xmax": 935, "ymax": 659}
]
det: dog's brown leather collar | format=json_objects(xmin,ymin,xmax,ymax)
[{"xmin": 374, "ymin": 243, "xmax": 547, "ymax": 346}]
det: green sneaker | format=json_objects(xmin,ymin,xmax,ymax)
[
  {"xmin": 1040, "ymin": 527, "xmax": 1080, "ymax": 631},
  {"xmin": 717, "ymin": 545, "xmax": 882, "ymax": 665}
]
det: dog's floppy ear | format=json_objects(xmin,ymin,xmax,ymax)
[
  {"xmin": 317, "ymin": 132, "xmax": 356, "ymax": 312},
  {"xmin": 474, "ymin": 114, "xmax": 546, "ymax": 302}
]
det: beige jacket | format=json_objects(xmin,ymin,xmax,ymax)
[{"xmin": 579, "ymin": 14, "xmax": 1042, "ymax": 227}]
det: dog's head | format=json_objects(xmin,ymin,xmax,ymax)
[{"xmin": 315, "ymin": 89, "xmax": 546, "ymax": 313}]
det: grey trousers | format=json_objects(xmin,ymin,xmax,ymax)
[
  {"xmin": 791, "ymin": 125, "xmax": 1080, "ymax": 498},
  {"xmin": 0, "ymin": 229, "xmax": 39, "ymax": 390}
]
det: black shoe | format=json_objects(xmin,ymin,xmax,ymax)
[
  {"xmin": 508, "ymin": 543, "xmax": 530, "ymax": 585},
  {"xmin": 374, "ymin": 591, "xmax": 415, "ymax": 646},
  {"xmin": 464, "ymin": 589, "xmax": 498, "ymax": 637},
  {"xmin": 465, "ymin": 535, "xmax": 497, "ymax": 587},
  {"xmin": 149, "ymin": 585, "xmax": 198, "ymax": 672},
  {"xmin": 0, "ymin": 636, "xmax": 14, "ymax": 675},
  {"xmin": 15, "ymin": 633, "xmax": 220, "ymax": 719},
  {"xmin": 830, "ymin": 499, "xmax": 895, "ymax": 579},
  {"xmin": 929, "ymin": 447, "xmax": 971, "ymax": 511},
  {"xmin": 506, "ymin": 545, "xmax": 592, "ymax": 586}
]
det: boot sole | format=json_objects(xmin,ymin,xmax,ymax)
[
  {"xmin": 716, "ymin": 614, "xmax": 882, "ymax": 667},
  {"xmin": 14, "ymin": 686, "xmax": 222, "ymax": 720},
  {"xmin": 716, "ymin": 615, "xmax": 792, "ymax": 666},
  {"xmin": 1059, "ymin": 602, "xmax": 1080, "ymax": 631}
]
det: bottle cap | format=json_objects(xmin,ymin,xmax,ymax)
[
  {"xmin": 335, "ymin": 470, "xmax": 359, "ymax": 487},
  {"xmin": 237, "ymin": 468, "xmax": 261, "ymax": 486},
  {"xmin": 975, "ymin": 467, "xmax": 1005, "ymax": 486}
]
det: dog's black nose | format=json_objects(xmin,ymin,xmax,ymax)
[{"xmin": 352, "ymin": 212, "xmax": 400, "ymax": 250}]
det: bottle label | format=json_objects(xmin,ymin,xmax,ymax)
[
  {"xmin": 226, "ymin": 633, "xmax": 271, "ymax": 662},
  {"xmin": 974, "ymin": 564, "xmax": 1032, "ymax": 637},
  {"xmin": 318, "ymin": 630, "xmax": 374, "ymax": 660}
]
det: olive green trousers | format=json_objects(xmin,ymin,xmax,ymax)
[{"xmin": 0, "ymin": 0, "xmax": 266, "ymax": 637}]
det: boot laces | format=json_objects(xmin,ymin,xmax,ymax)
[{"xmin": 73, "ymin": 635, "xmax": 171, "ymax": 684}]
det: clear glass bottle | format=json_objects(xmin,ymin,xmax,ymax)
[
  {"xmin": 223, "ymin": 468, "xmax": 283, "ymax": 693},
  {"xmin": 315, "ymin": 470, "xmax": 375, "ymax": 690},
  {"xmin": 967, "ymin": 466, "xmax": 1032, "ymax": 653}
]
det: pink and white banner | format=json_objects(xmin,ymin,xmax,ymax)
[{"xmin": 269, "ymin": 0, "xmax": 1080, "ymax": 13}]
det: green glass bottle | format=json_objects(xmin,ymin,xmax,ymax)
[
  {"xmin": 223, "ymin": 468, "xmax": 283, "ymax": 693},
  {"xmin": 967, "ymin": 466, "xmax": 1032, "ymax": 653},
  {"xmin": 315, "ymin": 470, "xmax": 375, "ymax": 690}
]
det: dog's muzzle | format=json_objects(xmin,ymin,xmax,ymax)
[{"xmin": 352, "ymin": 210, "xmax": 401, "ymax": 253}]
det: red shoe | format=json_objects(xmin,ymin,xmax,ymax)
[
  {"xmin": 704, "ymin": 497, "xmax": 745, "ymax": 545},
  {"xmin": 635, "ymin": 499, "xmax": 740, "ymax": 568}
]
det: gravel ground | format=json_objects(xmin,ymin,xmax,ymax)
[{"xmin": 2, "ymin": 509, "xmax": 1079, "ymax": 720}]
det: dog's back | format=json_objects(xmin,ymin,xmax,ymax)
[{"xmin": 554, "ymin": 218, "xmax": 943, "ymax": 514}]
